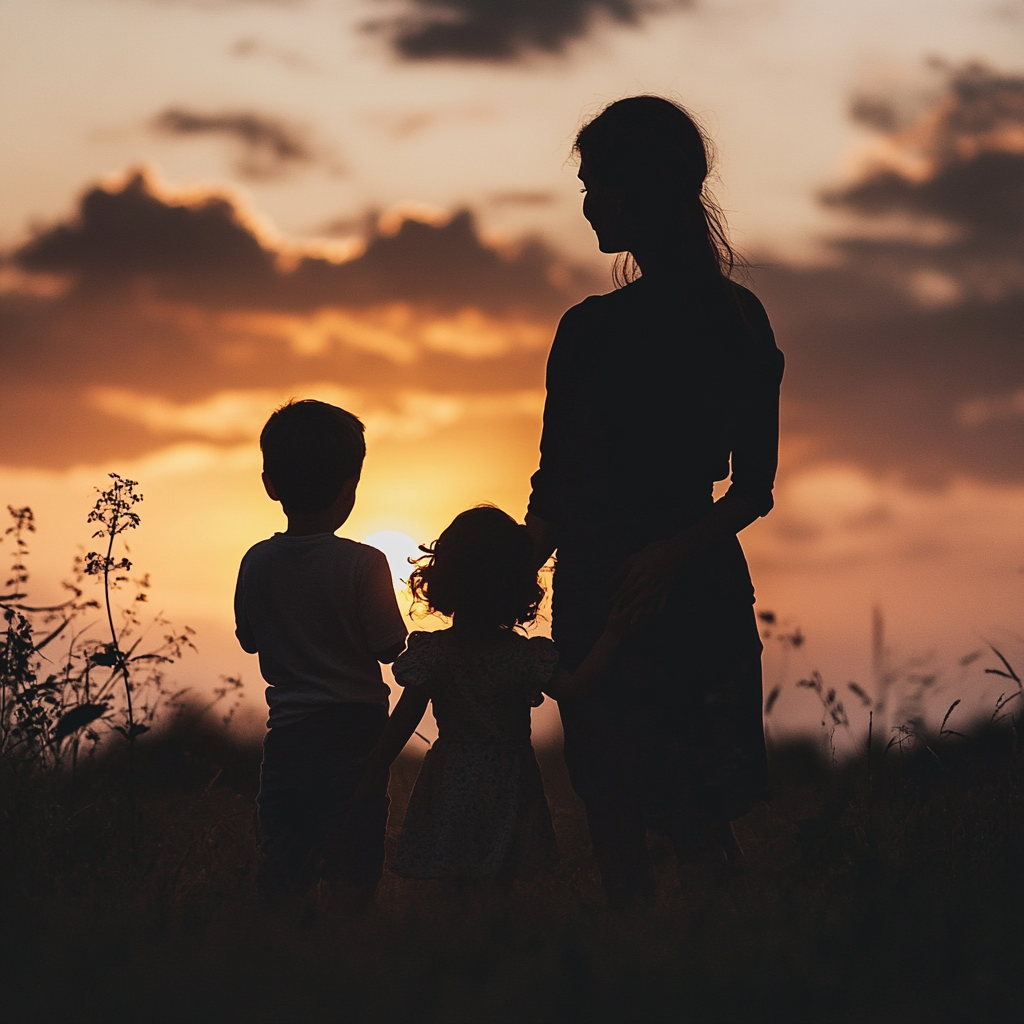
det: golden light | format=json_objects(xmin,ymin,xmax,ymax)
[{"xmin": 362, "ymin": 530, "xmax": 424, "ymax": 589}]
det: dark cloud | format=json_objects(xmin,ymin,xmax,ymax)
[
  {"xmin": 12, "ymin": 169, "xmax": 587, "ymax": 318},
  {"xmin": 848, "ymin": 95, "xmax": 902, "ymax": 133},
  {"xmin": 824, "ymin": 62, "xmax": 1024, "ymax": 299},
  {"xmin": 152, "ymin": 108, "xmax": 323, "ymax": 180},
  {"xmin": 15, "ymin": 172, "xmax": 275, "ymax": 285},
  {"xmin": 366, "ymin": 0, "xmax": 689, "ymax": 62}
]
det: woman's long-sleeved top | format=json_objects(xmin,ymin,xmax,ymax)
[
  {"xmin": 528, "ymin": 276, "xmax": 784, "ymax": 667},
  {"xmin": 529, "ymin": 276, "xmax": 783, "ymax": 548}
]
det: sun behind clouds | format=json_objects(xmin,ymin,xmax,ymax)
[{"xmin": 362, "ymin": 530, "xmax": 424, "ymax": 590}]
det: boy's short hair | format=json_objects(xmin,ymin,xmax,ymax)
[{"xmin": 260, "ymin": 400, "xmax": 366, "ymax": 514}]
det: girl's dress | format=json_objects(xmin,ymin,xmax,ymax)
[{"xmin": 390, "ymin": 629, "xmax": 560, "ymax": 880}]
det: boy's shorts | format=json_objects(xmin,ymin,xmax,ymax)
[{"xmin": 256, "ymin": 702, "xmax": 389, "ymax": 898}]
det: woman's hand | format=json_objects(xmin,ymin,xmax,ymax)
[
  {"xmin": 611, "ymin": 532, "xmax": 699, "ymax": 626},
  {"xmin": 611, "ymin": 494, "xmax": 761, "ymax": 625}
]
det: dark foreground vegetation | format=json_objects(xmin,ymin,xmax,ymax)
[
  {"xmin": 4, "ymin": 488, "xmax": 1024, "ymax": 1021},
  {"xmin": 4, "ymin": 709, "xmax": 1024, "ymax": 1024}
]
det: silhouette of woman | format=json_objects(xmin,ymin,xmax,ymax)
[{"xmin": 527, "ymin": 96, "xmax": 784, "ymax": 908}]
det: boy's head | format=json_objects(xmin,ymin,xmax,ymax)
[{"xmin": 260, "ymin": 400, "xmax": 366, "ymax": 517}]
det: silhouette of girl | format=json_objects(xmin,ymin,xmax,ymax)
[
  {"xmin": 527, "ymin": 96, "xmax": 784, "ymax": 907},
  {"xmin": 357, "ymin": 506, "xmax": 628, "ymax": 887}
]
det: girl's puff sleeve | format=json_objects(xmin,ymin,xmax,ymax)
[{"xmin": 392, "ymin": 631, "xmax": 440, "ymax": 693}]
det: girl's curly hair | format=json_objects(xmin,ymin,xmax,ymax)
[{"xmin": 409, "ymin": 506, "xmax": 543, "ymax": 630}]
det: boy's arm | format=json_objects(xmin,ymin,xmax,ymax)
[
  {"xmin": 358, "ymin": 688, "xmax": 430, "ymax": 782},
  {"xmin": 359, "ymin": 548, "xmax": 408, "ymax": 666},
  {"xmin": 233, "ymin": 563, "xmax": 258, "ymax": 654},
  {"xmin": 543, "ymin": 621, "xmax": 629, "ymax": 701}
]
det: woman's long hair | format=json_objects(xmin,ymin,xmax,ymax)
[{"xmin": 575, "ymin": 96, "xmax": 743, "ymax": 287}]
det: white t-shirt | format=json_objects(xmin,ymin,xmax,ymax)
[{"xmin": 234, "ymin": 533, "xmax": 408, "ymax": 728}]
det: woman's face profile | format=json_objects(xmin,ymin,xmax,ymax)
[{"xmin": 578, "ymin": 163, "xmax": 630, "ymax": 254}]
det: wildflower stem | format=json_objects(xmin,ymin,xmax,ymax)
[{"xmin": 101, "ymin": 515, "xmax": 134, "ymax": 735}]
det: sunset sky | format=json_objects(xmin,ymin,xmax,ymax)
[{"xmin": 2, "ymin": 0, "xmax": 1023, "ymax": 742}]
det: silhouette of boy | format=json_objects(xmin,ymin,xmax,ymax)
[{"xmin": 234, "ymin": 400, "xmax": 407, "ymax": 908}]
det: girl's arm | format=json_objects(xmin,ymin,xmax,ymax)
[
  {"xmin": 544, "ymin": 621, "xmax": 629, "ymax": 701},
  {"xmin": 354, "ymin": 688, "xmax": 430, "ymax": 796}
]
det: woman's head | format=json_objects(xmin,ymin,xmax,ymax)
[
  {"xmin": 575, "ymin": 95, "xmax": 738, "ymax": 282},
  {"xmin": 409, "ymin": 506, "xmax": 543, "ymax": 630}
]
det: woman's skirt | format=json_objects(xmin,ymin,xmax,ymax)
[{"xmin": 554, "ymin": 532, "xmax": 770, "ymax": 825}]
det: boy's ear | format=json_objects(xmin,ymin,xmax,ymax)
[
  {"xmin": 261, "ymin": 471, "xmax": 281, "ymax": 503},
  {"xmin": 341, "ymin": 471, "xmax": 360, "ymax": 498}
]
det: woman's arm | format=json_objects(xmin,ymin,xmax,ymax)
[
  {"xmin": 614, "ymin": 294, "xmax": 784, "ymax": 623},
  {"xmin": 525, "ymin": 513, "xmax": 558, "ymax": 570},
  {"xmin": 527, "ymin": 305, "xmax": 592, "ymax": 568}
]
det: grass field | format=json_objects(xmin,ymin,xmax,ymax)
[{"xmin": 4, "ymin": 706, "xmax": 1024, "ymax": 1024}]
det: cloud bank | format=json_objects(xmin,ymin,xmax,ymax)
[
  {"xmin": 1, "ymin": 169, "xmax": 593, "ymax": 467},
  {"xmin": 755, "ymin": 60, "xmax": 1024, "ymax": 485},
  {"xmin": 13, "ymin": 169, "xmax": 581, "ymax": 317},
  {"xmin": 2, "ymin": 61, "xmax": 1021, "ymax": 496}
]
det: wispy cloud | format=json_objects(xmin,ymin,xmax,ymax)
[
  {"xmin": 152, "ymin": 108, "xmax": 331, "ymax": 181},
  {"xmin": 823, "ymin": 60, "xmax": 1024, "ymax": 302},
  {"xmin": 369, "ymin": 104, "xmax": 493, "ymax": 140},
  {"xmin": 365, "ymin": 0, "xmax": 692, "ymax": 63},
  {"xmin": 211, "ymin": 306, "xmax": 551, "ymax": 361},
  {"xmin": 750, "ymin": 464, "xmax": 1024, "ymax": 571},
  {"xmin": 121, "ymin": 0, "xmax": 305, "ymax": 8},
  {"xmin": 88, "ymin": 385, "xmax": 545, "ymax": 443},
  {"xmin": 489, "ymin": 190, "xmax": 556, "ymax": 207},
  {"xmin": 228, "ymin": 36, "xmax": 320, "ymax": 72},
  {"xmin": 957, "ymin": 388, "xmax": 1024, "ymax": 428}
]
